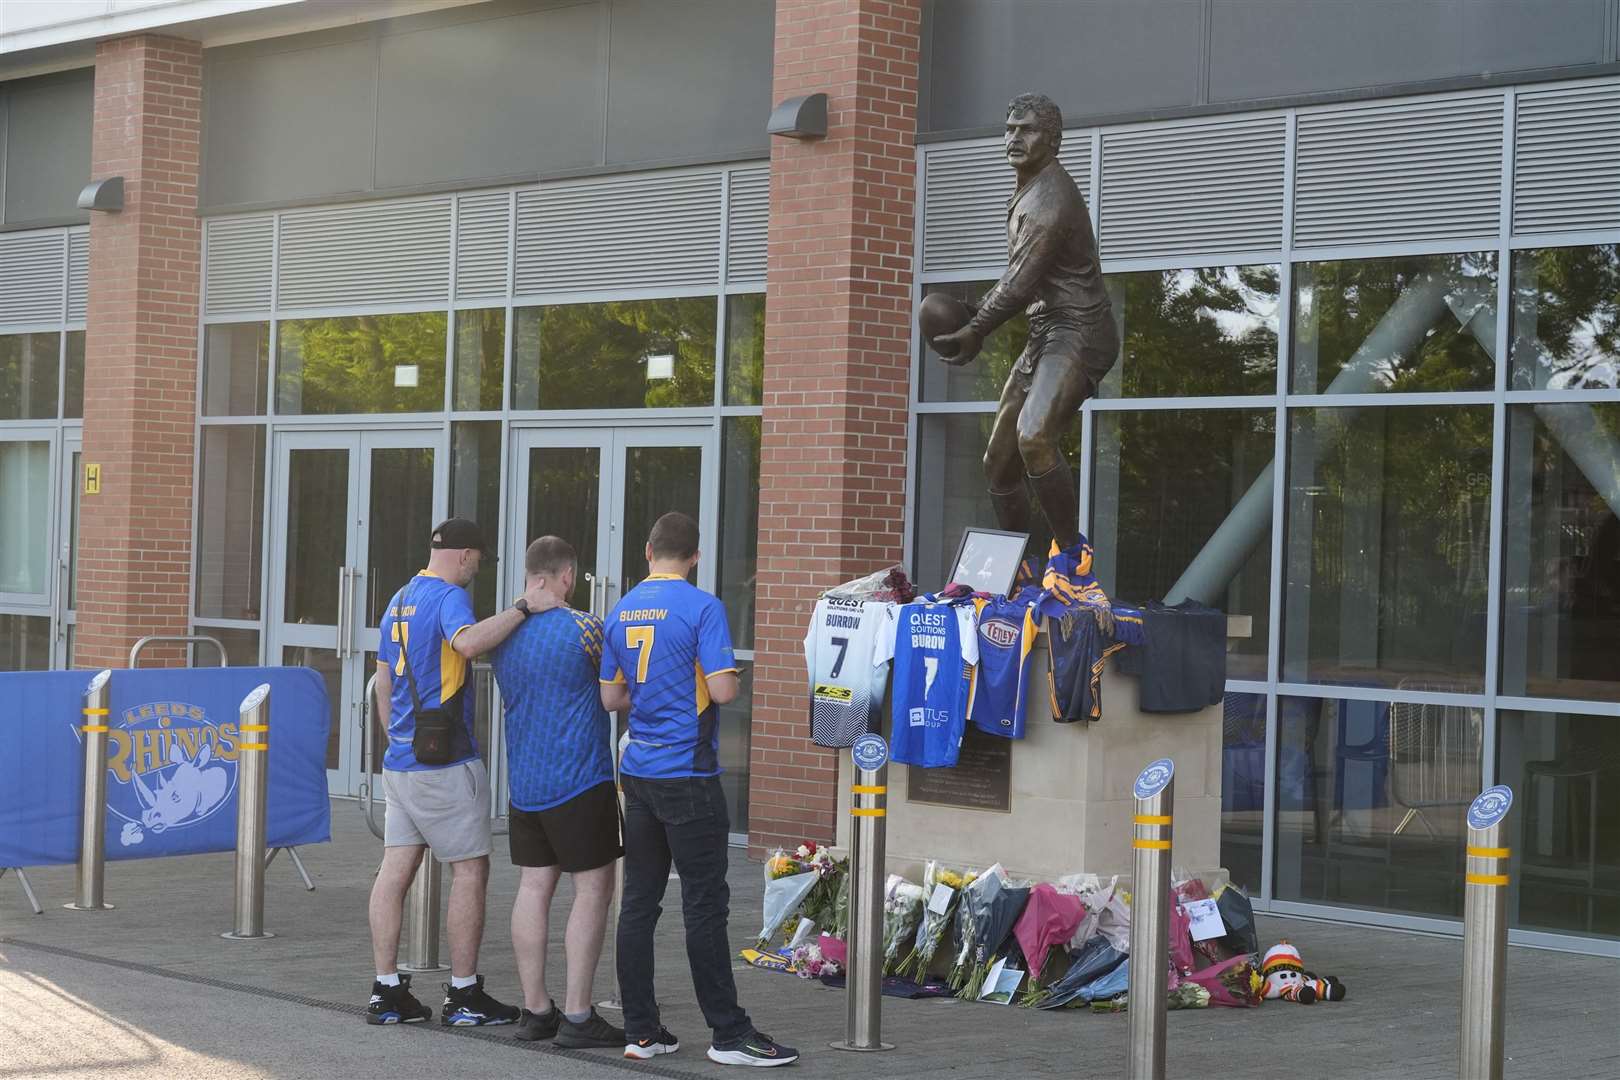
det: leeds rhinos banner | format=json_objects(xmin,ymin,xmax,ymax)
[{"xmin": 0, "ymin": 667, "xmax": 331, "ymax": 868}]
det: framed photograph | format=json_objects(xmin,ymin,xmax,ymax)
[{"xmin": 946, "ymin": 527, "xmax": 1029, "ymax": 597}]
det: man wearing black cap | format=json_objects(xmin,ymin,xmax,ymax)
[{"xmin": 366, "ymin": 517, "xmax": 558, "ymax": 1027}]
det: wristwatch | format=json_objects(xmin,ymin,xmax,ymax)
[{"xmin": 513, "ymin": 598, "xmax": 531, "ymax": 616}]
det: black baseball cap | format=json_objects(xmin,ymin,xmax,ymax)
[{"xmin": 430, "ymin": 517, "xmax": 490, "ymax": 554}]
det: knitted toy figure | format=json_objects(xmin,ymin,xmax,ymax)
[{"xmin": 1262, "ymin": 941, "xmax": 1330, "ymax": 1004}]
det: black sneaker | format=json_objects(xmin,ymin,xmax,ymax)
[
  {"xmin": 513, "ymin": 1004, "xmax": 560, "ymax": 1041},
  {"xmin": 624, "ymin": 1025, "xmax": 681, "ymax": 1060},
  {"xmin": 365, "ymin": 975, "xmax": 432, "ymax": 1025},
  {"xmin": 441, "ymin": 976, "xmax": 520, "ymax": 1026},
  {"xmin": 707, "ymin": 1030, "xmax": 799, "ymax": 1067},
  {"xmin": 556, "ymin": 1008, "xmax": 627, "ymax": 1050}
]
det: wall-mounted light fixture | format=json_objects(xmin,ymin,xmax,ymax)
[
  {"xmin": 77, "ymin": 177, "xmax": 124, "ymax": 213},
  {"xmin": 767, "ymin": 93, "xmax": 828, "ymax": 140}
]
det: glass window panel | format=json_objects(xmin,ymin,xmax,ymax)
[
  {"xmin": 0, "ymin": 440, "xmax": 51, "ymax": 596},
  {"xmin": 0, "ymin": 613, "xmax": 51, "ymax": 671},
  {"xmin": 1291, "ymin": 253, "xmax": 1497, "ymax": 393},
  {"xmin": 1500, "ymin": 710, "xmax": 1619, "ymax": 940},
  {"xmin": 1097, "ymin": 265, "xmax": 1279, "ymax": 398},
  {"xmin": 1274, "ymin": 693, "xmax": 1481, "ymax": 918},
  {"xmin": 0, "ymin": 332, "xmax": 60, "ymax": 420},
  {"xmin": 1282, "ymin": 405, "xmax": 1492, "ymax": 690},
  {"xmin": 367, "ymin": 446, "xmax": 436, "ymax": 627},
  {"xmin": 620, "ymin": 445, "xmax": 702, "ymax": 590},
  {"xmin": 1511, "ymin": 245, "xmax": 1620, "ymax": 391},
  {"xmin": 1092, "ymin": 409, "xmax": 1272, "ymax": 680},
  {"xmin": 1220, "ymin": 690, "xmax": 1266, "ymax": 895},
  {"xmin": 724, "ymin": 293, "xmax": 765, "ymax": 406},
  {"xmin": 1501, "ymin": 403, "xmax": 1620, "ymax": 702},
  {"xmin": 512, "ymin": 298, "xmax": 717, "ymax": 410},
  {"xmin": 526, "ymin": 445, "xmax": 601, "ymax": 612},
  {"xmin": 913, "ymin": 413, "xmax": 1078, "ymax": 593},
  {"xmin": 276, "ymin": 312, "xmax": 447, "ymax": 415},
  {"xmin": 63, "ymin": 330, "xmax": 84, "ymax": 419},
  {"xmin": 283, "ymin": 448, "xmax": 348, "ymax": 625},
  {"xmin": 716, "ymin": 663, "xmax": 752, "ymax": 833},
  {"xmin": 918, "ymin": 281, "xmax": 1029, "ymax": 403},
  {"xmin": 718, "ymin": 417, "xmax": 760, "ymax": 650},
  {"xmin": 451, "ymin": 421, "xmax": 503, "ymax": 620},
  {"xmin": 195, "ymin": 426, "xmax": 266, "ymax": 621},
  {"xmin": 193, "ymin": 626, "xmax": 259, "ymax": 666},
  {"xmin": 453, "ymin": 308, "xmax": 505, "ymax": 411},
  {"xmin": 202, "ymin": 322, "xmax": 270, "ymax": 416}
]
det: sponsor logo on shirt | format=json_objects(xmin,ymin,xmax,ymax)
[
  {"xmin": 815, "ymin": 684, "xmax": 854, "ymax": 701},
  {"xmin": 908, "ymin": 707, "xmax": 926, "ymax": 727},
  {"xmin": 979, "ymin": 618, "xmax": 1019, "ymax": 649}
]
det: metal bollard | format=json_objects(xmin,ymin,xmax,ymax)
[
  {"xmin": 597, "ymin": 711, "xmax": 625, "ymax": 1011},
  {"xmin": 1126, "ymin": 757, "xmax": 1176, "ymax": 1080},
  {"xmin": 831, "ymin": 734, "xmax": 894, "ymax": 1052},
  {"xmin": 66, "ymin": 670, "xmax": 115, "ymax": 911},
  {"xmin": 1460, "ymin": 785, "xmax": 1514, "ymax": 1080},
  {"xmin": 401, "ymin": 855, "xmax": 447, "ymax": 972},
  {"xmin": 223, "ymin": 683, "xmax": 274, "ymax": 939}
]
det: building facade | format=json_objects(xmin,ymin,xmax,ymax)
[{"xmin": 1, "ymin": 0, "xmax": 1616, "ymax": 954}]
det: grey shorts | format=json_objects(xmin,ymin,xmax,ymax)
[{"xmin": 382, "ymin": 760, "xmax": 492, "ymax": 863}]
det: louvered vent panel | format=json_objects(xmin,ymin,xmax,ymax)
[
  {"xmin": 204, "ymin": 216, "xmax": 273, "ymax": 317},
  {"xmin": 1513, "ymin": 83, "xmax": 1620, "ymax": 234},
  {"xmin": 277, "ymin": 199, "xmax": 451, "ymax": 310},
  {"xmin": 455, "ymin": 192, "xmax": 511, "ymax": 300},
  {"xmin": 67, "ymin": 231, "xmax": 89, "ymax": 323},
  {"xmin": 726, "ymin": 167, "xmax": 769, "ymax": 282},
  {"xmin": 923, "ymin": 135, "xmax": 1093, "ymax": 273},
  {"xmin": 1100, "ymin": 117, "xmax": 1284, "ymax": 260},
  {"xmin": 1294, "ymin": 96, "xmax": 1503, "ymax": 247},
  {"xmin": 515, "ymin": 172, "xmax": 722, "ymax": 294},
  {"xmin": 0, "ymin": 231, "xmax": 65, "ymax": 326}
]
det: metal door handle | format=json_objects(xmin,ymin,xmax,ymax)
[{"xmin": 336, "ymin": 566, "xmax": 351, "ymax": 659}]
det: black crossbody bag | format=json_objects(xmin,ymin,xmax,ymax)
[{"xmin": 396, "ymin": 583, "xmax": 457, "ymax": 766}]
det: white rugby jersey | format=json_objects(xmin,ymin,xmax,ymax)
[{"xmin": 804, "ymin": 596, "xmax": 896, "ymax": 748}]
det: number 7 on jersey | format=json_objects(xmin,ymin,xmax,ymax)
[{"xmin": 626, "ymin": 626, "xmax": 655, "ymax": 683}]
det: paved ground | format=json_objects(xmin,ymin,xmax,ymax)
[{"xmin": 2, "ymin": 800, "xmax": 1615, "ymax": 1079}]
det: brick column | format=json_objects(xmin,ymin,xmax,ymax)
[
  {"xmin": 748, "ymin": 1, "xmax": 921, "ymax": 853},
  {"xmin": 76, "ymin": 35, "xmax": 203, "ymax": 670}
]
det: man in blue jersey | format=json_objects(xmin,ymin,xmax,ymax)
[
  {"xmin": 600, "ymin": 512, "xmax": 798, "ymax": 1068},
  {"xmin": 490, "ymin": 535, "xmax": 625, "ymax": 1050},
  {"xmin": 368, "ymin": 518, "xmax": 557, "ymax": 1028}
]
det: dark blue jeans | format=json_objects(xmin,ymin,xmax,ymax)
[{"xmin": 617, "ymin": 774, "xmax": 752, "ymax": 1044}]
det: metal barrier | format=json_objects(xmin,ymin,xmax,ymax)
[
  {"xmin": 1126, "ymin": 758, "xmax": 1176, "ymax": 1080},
  {"xmin": 401, "ymin": 856, "xmax": 448, "ymax": 973},
  {"xmin": 359, "ymin": 672, "xmax": 386, "ymax": 841},
  {"xmin": 832, "ymin": 734, "xmax": 893, "ymax": 1052},
  {"xmin": 1460, "ymin": 785, "xmax": 1514, "ymax": 1080},
  {"xmin": 128, "ymin": 633, "xmax": 226, "ymax": 668},
  {"xmin": 66, "ymin": 670, "xmax": 115, "ymax": 912},
  {"xmin": 223, "ymin": 683, "xmax": 273, "ymax": 939}
]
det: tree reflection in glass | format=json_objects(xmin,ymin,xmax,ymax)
[
  {"xmin": 512, "ymin": 297, "xmax": 717, "ymax": 410},
  {"xmin": 276, "ymin": 312, "xmax": 448, "ymax": 414},
  {"xmin": 1511, "ymin": 244, "xmax": 1620, "ymax": 390}
]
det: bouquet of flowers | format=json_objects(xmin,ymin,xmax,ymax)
[
  {"xmin": 950, "ymin": 865, "xmax": 1033, "ymax": 1000},
  {"xmin": 789, "ymin": 940, "xmax": 843, "ymax": 980},
  {"xmin": 797, "ymin": 842, "xmax": 849, "ymax": 938},
  {"xmin": 758, "ymin": 847, "xmax": 820, "ymax": 947},
  {"xmin": 897, "ymin": 860, "xmax": 974, "ymax": 981},
  {"xmin": 881, "ymin": 874, "xmax": 926, "ymax": 973},
  {"xmin": 1013, "ymin": 882, "xmax": 1088, "ymax": 990}
]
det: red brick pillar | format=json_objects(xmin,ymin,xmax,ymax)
[
  {"xmin": 749, "ymin": 1, "xmax": 921, "ymax": 853},
  {"xmin": 76, "ymin": 35, "xmax": 203, "ymax": 670}
]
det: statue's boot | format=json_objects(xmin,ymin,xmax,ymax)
[
  {"xmin": 1028, "ymin": 461, "xmax": 1081, "ymax": 552},
  {"xmin": 987, "ymin": 484, "xmax": 1032, "ymax": 533}
]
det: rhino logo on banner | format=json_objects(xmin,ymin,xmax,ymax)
[{"xmin": 78, "ymin": 700, "xmax": 242, "ymax": 847}]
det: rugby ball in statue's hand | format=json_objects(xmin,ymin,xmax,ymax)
[{"xmin": 917, "ymin": 293, "xmax": 973, "ymax": 358}]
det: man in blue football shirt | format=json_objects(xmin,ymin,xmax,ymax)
[
  {"xmin": 600, "ymin": 512, "xmax": 798, "ymax": 1067},
  {"xmin": 368, "ymin": 517, "xmax": 557, "ymax": 1028},
  {"xmin": 490, "ymin": 535, "xmax": 625, "ymax": 1049}
]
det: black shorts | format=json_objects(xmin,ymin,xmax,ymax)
[{"xmin": 509, "ymin": 781, "xmax": 623, "ymax": 872}]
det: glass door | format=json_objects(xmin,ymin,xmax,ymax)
[
  {"xmin": 268, "ymin": 428, "xmax": 443, "ymax": 796},
  {"xmin": 54, "ymin": 436, "xmax": 82, "ymax": 668}
]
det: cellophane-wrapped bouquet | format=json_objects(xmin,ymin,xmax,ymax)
[
  {"xmin": 881, "ymin": 874, "xmax": 926, "ymax": 974},
  {"xmin": 897, "ymin": 860, "xmax": 974, "ymax": 981},
  {"xmin": 797, "ymin": 842, "xmax": 849, "ymax": 938},
  {"xmin": 758, "ymin": 848, "xmax": 819, "ymax": 947}
]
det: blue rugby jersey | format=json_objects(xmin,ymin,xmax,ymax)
[
  {"xmin": 878, "ymin": 599, "xmax": 978, "ymax": 768},
  {"xmin": 969, "ymin": 589, "xmax": 1040, "ymax": 739},
  {"xmin": 600, "ymin": 574, "xmax": 738, "ymax": 780},
  {"xmin": 376, "ymin": 571, "xmax": 479, "ymax": 771},
  {"xmin": 491, "ymin": 606, "xmax": 614, "ymax": 811}
]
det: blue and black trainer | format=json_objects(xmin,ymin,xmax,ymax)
[
  {"xmin": 365, "ymin": 974, "xmax": 432, "ymax": 1025},
  {"xmin": 441, "ymin": 975, "xmax": 520, "ymax": 1026},
  {"xmin": 707, "ymin": 1030, "xmax": 800, "ymax": 1067}
]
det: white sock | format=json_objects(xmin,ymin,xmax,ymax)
[
  {"xmin": 450, "ymin": 974, "xmax": 479, "ymax": 990},
  {"xmin": 376, "ymin": 972, "xmax": 401, "ymax": 987}
]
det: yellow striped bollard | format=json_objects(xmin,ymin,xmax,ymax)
[
  {"xmin": 831, "ymin": 734, "xmax": 894, "ymax": 1052},
  {"xmin": 1127, "ymin": 757, "xmax": 1175, "ymax": 1080},
  {"xmin": 224, "ymin": 683, "xmax": 273, "ymax": 939},
  {"xmin": 67, "ymin": 670, "xmax": 115, "ymax": 911},
  {"xmin": 1460, "ymin": 785, "xmax": 1514, "ymax": 1080}
]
